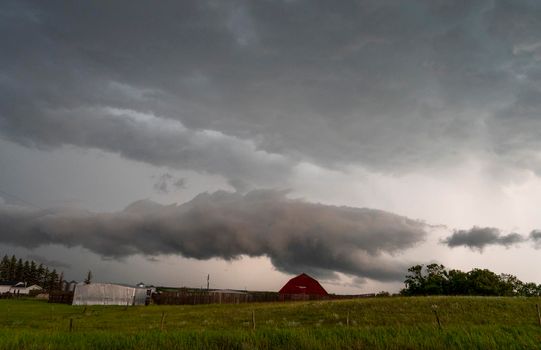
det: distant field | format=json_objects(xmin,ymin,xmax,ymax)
[{"xmin": 1, "ymin": 297, "xmax": 541, "ymax": 349}]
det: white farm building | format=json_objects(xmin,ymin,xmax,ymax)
[
  {"xmin": 72, "ymin": 283, "xmax": 153, "ymax": 306},
  {"xmin": 0, "ymin": 282, "xmax": 42, "ymax": 295}
]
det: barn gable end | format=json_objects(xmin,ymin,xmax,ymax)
[{"xmin": 279, "ymin": 273, "xmax": 328, "ymax": 296}]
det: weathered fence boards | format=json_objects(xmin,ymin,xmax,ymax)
[
  {"xmin": 249, "ymin": 292, "xmax": 280, "ymax": 303},
  {"xmin": 153, "ymin": 290, "xmax": 338, "ymax": 305},
  {"xmin": 154, "ymin": 290, "xmax": 253, "ymax": 305},
  {"xmin": 48, "ymin": 291, "xmax": 74, "ymax": 304},
  {"xmin": 279, "ymin": 293, "xmax": 330, "ymax": 301},
  {"xmin": 0, "ymin": 292, "xmax": 15, "ymax": 299}
]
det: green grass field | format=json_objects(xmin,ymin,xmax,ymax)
[{"xmin": 1, "ymin": 297, "xmax": 541, "ymax": 349}]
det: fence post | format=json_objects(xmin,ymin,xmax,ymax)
[
  {"xmin": 346, "ymin": 311, "xmax": 349, "ymax": 327},
  {"xmin": 431, "ymin": 305, "xmax": 442, "ymax": 330},
  {"xmin": 69, "ymin": 318, "xmax": 73, "ymax": 332},
  {"xmin": 160, "ymin": 312, "xmax": 166, "ymax": 331},
  {"xmin": 252, "ymin": 310, "xmax": 256, "ymax": 330},
  {"xmin": 536, "ymin": 304, "xmax": 541, "ymax": 326}
]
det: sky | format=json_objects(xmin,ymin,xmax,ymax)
[{"xmin": 1, "ymin": 0, "xmax": 541, "ymax": 294}]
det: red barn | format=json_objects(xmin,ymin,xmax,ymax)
[{"xmin": 279, "ymin": 273, "xmax": 328, "ymax": 298}]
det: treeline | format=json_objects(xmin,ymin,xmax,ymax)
[
  {"xmin": 0, "ymin": 255, "xmax": 63, "ymax": 292},
  {"xmin": 401, "ymin": 263, "xmax": 541, "ymax": 297}
]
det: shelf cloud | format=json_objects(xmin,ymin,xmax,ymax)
[{"xmin": 0, "ymin": 190, "xmax": 428, "ymax": 282}]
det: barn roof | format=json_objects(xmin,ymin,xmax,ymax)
[{"xmin": 278, "ymin": 273, "xmax": 328, "ymax": 296}]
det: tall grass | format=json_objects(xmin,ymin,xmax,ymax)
[{"xmin": 1, "ymin": 296, "xmax": 541, "ymax": 349}]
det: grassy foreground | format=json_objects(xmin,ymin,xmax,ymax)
[{"xmin": 1, "ymin": 297, "xmax": 541, "ymax": 349}]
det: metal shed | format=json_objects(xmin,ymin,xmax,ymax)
[{"xmin": 72, "ymin": 283, "xmax": 152, "ymax": 306}]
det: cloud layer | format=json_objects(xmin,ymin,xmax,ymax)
[
  {"xmin": 0, "ymin": 190, "xmax": 427, "ymax": 281},
  {"xmin": 2, "ymin": 0, "xmax": 541, "ymax": 187}
]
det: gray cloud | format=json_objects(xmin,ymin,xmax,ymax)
[
  {"xmin": 173, "ymin": 178, "xmax": 187, "ymax": 190},
  {"xmin": 443, "ymin": 227, "xmax": 525, "ymax": 250},
  {"xmin": 0, "ymin": 105, "xmax": 292, "ymax": 188},
  {"xmin": 0, "ymin": 189, "xmax": 427, "ymax": 282},
  {"xmin": 26, "ymin": 254, "xmax": 70, "ymax": 269},
  {"xmin": 153, "ymin": 173, "xmax": 186, "ymax": 194},
  {"xmin": 153, "ymin": 173, "xmax": 173, "ymax": 194},
  {"xmin": 2, "ymin": 0, "xmax": 541, "ymax": 186},
  {"xmin": 530, "ymin": 230, "xmax": 541, "ymax": 249}
]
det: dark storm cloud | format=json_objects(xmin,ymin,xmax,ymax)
[
  {"xmin": 443, "ymin": 227, "xmax": 525, "ymax": 250},
  {"xmin": 26, "ymin": 254, "xmax": 70, "ymax": 269},
  {"xmin": 2, "ymin": 0, "xmax": 541, "ymax": 183},
  {"xmin": 0, "ymin": 104, "xmax": 293, "ymax": 187},
  {"xmin": 0, "ymin": 190, "xmax": 427, "ymax": 282},
  {"xmin": 530, "ymin": 230, "xmax": 541, "ymax": 249}
]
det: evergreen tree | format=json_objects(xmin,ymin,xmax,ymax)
[
  {"xmin": 0, "ymin": 255, "xmax": 71, "ymax": 290},
  {"xmin": 23, "ymin": 260, "xmax": 31, "ymax": 283},
  {"xmin": 58, "ymin": 271, "xmax": 64, "ymax": 290},
  {"xmin": 15, "ymin": 258, "xmax": 24, "ymax": 281},
  {"xmin": 29, "ymin": 261, "xmax": 38, "ymax": 285},
  {"xmin": 46, "ymin": 269, "xmax": 59, "ymax": 292},
  {"xmin": 36, "ymin": 264, "xmax": 45, "ymax": 287},
  {"xmin": 41, "ymin": 267, "xmax": 50, "ymax": 288},
  {"xmin": 8, "ymin": 255, "xmax": 16, "ymax": 280},
  {"xmin": 0, "ymin": 255, "xmax": 9, "ymax": 281},
  {"xmin": 84, "ymin": 270, "xmax": 93, "ymax": 285}
]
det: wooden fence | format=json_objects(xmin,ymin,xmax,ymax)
[
  {"xmin": 0, "ymin": 292, "xmax": 15, "ymax": 299},
  {"xmin": 153, "ymin": 290, "xmax": 253, "ymax": 305},
  {"xmin": 0, "ymin": 291, "xmax": 40, "ymax": 299},
  {"xmin": 152, "ymin": 290, "xmax": 340, "ymax": 305},
  {"xmin": 279, "ymin": 293, "xmax": 330, "ymax": 301},
  {"xmin": 48, "ymin": 291, "xmax": 74, "ymax": 304}
]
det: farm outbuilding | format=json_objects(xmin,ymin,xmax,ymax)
[
  {"xmin": 11, "ymin": 283, "xmax": 42, "ymax": 295},
  {"xmin": 72, "ymin": 283, "xmax": 153, "ymax": 306},
  {"xmin": 0, "ymin": 283, "xmax": 12, "ymax": 294},
  {"xmin": 0, "ymin": 282, "xmax": 42, "ymax": 295},
  {"xmin": 279, "ymin": 273, "xmax": 328, "ymax": 300}
]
